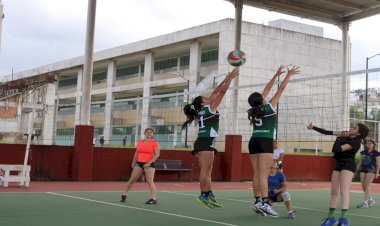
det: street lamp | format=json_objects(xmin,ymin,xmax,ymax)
[
  {"xmin": 365, "ymin": 53, "xmax": 380, "ymax": 120},
  {"xmin": 172, "ymin": 70, "xmax": 189, "ymax": 148}
]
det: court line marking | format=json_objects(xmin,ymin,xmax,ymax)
[
  {"xmin": 46, "ymin": 192, "xmax": 238, "ymax": 226},
  {"xmin": 161, "ymin": 191, "xmax": 380, "ymax": 220}
]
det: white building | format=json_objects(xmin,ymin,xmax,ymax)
[{"xmin": 2, "ymin": 19, "xmax": 344, "ymax": 149}]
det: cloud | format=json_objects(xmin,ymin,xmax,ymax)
[{"xmin": 0, "ymin": 0, "xmax": 379, "ymax": 78}]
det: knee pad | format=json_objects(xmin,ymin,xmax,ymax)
[{"xmin": 281, "ymin": 192, "xmax": 291, "ymax": 202}]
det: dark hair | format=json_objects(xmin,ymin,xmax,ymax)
[
  {"xmin": 356, "ymin": 123, "xmax": 370, "ymax": 142},
  {"xmin": 182, "ymin": 96, "xmax": 204, "ymax": 130},
  {"xmin": 247, "ymin": 92, "xmax": 265, "ymax": 125},
  {"xmin": 144, "ymin": 128, "xmax": 154, "ymax": 133}
]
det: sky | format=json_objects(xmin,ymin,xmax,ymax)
[{"xmin": 1, "ymin": 0, "xmax": 380, "ymax": 84}]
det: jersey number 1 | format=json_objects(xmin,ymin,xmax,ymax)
[{"xmin": 199, "ymin": 116, "xmax": 205, "ymax": 128}]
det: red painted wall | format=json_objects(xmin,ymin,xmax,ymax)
[
  {"xmin": 0, "ymin": 144, "xmax": 73, "ymax": 180},
  {"xmin": 1, "ymin": 143, "xmax": 379, "ymax": 183}
]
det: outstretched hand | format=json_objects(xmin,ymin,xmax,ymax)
[
  {"xmin": 307, "ymin": 122, "xmax": 313, "ymax": 130},
  {"xmin": 275, "ymin": 65, "xmax": 286, "ymax": 76},
  {"xmin": 287, "ymin": 66, "xmax": 300, "ymax": 76},
  {"xmin": 227, "ymin": 68, "xmax": 239, "ymax": 80}
]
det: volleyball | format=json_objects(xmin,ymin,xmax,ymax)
[{"xmin": 227, "ymin": 50, "xmax": 247, "ymax": 67}]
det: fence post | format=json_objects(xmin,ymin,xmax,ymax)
[
  {"xmin": 224, "ymin": 135, "xmax": 242, "ymax": 181},
  {"xmin": 72, "ymin": 125, "xmax": 94, "ymax": 181}
]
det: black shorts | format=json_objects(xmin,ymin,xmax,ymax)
[
  {"xmin": 192, "ymin": 137, "xmax": 218, "ymax": 155},
  {"xmin": 248, "ymin": 137, "xmax": 274, "ymax": 154},
  {"xmin": 268, "ymin": 194, "xmax": 279, "ymax": 202},
  {"xmin": 135, "ymin": 161, "xmax": 155, "ymax": 169},
  {"xmin": 334, "ymin": 158, "xmax": 356, "ymax": 173}
]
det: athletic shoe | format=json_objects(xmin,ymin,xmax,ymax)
[
  {"xmin": 145, "ymin": 199, "xmax": 157, "ymax": 204},
  {"xmin": 120, "ymin": 194, "xmax": 127, "ymax": 202},
  {"xmin": 367, "ymin": 196, "xmax": 376, "ymax": 207},
  {"xmin": 196, "ymin": 196, "xmax": 214, "ymax": 209},
  {"xmin": 337, "ymin": 218, "xmax": 350, "ymax": 226},
  {"xmin": 356, "ymin": 201, "xmax": 369, "ymax": 208},
  {"xmin": 321, "ymin": 217, "xmax": 337, "ymax": 226},
  {"xmin": 288, "ymin": 211, "xmax": 296, "ymax": 219},
  {"xmin": 252, "ymin": 202, "xmax": 267, "ymax": 216},
  {"xmin": 208, "ymin": 193, "xmax": 223, "ymax": 208},
  {"xmin": 259, "ymin": 203, "xmax": 279, "ymax": 217}
]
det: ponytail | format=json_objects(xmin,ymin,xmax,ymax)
[
  {"xmin": 247, "ymin": 92, "xmax": 265, "ymax": 125},
  {"xmin": 247, "ymin": 105, "xmax": 266, "ymax": 125},
  {"xmin": 182, "ymin": 96, "xmax": 204, "ymax": 130}
]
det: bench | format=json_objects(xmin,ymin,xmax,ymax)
[
  {"xmin": 0, "ymin": 164, "xmax": 31, "ymax": 187},
  {"xmin": 155, "ymin": 159, "xmax": 194, "ymax": 181}
]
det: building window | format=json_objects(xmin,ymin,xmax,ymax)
[
  {"xmin": 113, "ymin": 101, "xmax": 138, "ymax": 111},
  {"xmin": 92, "ymin": 71, "xmax": 107, "ymax": 83},
  {"xmin": 201, "ymin": 49, "xmax": 218, "ymax": 63},
  {"xmin": 58, "ymin": 77, "xmax": 77, "ymax": 88},
  {"xmin": 180, "ymin": 55, "xmax": 190, "ymax": 68},
  {"xmin": 116, "ymin": 65, "xmax": 140, "ymax": 79},
  {"xmin": 154, "ymin": 57, "xmax": 177, "ymax": 71},
  {"xmin": 91, "ymin": 103, "xmax": 105, "ymax": 113},
  {"xmin": 56, "ymin": 128, "xmax": 74, "ymax": 135},
  {"xmin": 57, "ymin": 106, "xmax": 75, "ymax": 115}
]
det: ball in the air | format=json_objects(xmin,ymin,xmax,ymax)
[{"xmin": 227, "ymin": 50, "xmax": 247, "ymax": 67}]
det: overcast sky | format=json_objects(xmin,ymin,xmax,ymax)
[{"xmin": 1, "ymin": 0, "xmax": 380, "ymax": 82}]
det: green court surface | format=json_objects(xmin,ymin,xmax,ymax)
[{"xmin": 0, "ymin": 190, "xmax": 379, "ymax": 226}]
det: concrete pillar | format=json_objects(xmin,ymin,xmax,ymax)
[
  {"xmin": 72, "ymin": 125, "xmax": 94, "ymax": 181},
  {"xmin": 75, "ymin": 68, "xmax": 83, "ymax": 125},
  {"xmin": 189, "ymin": 41, "xmax": 201, "ymax": 96},
  {"xmin": 17, "ymin": 94, "xmax": 23, "ymax": 132},
  {"xmin": 80, "ymin": 0, "xmax": 97, "ymax": 125},
  {"xmin": 41, "ymin": 83, "xmax": 56, "ymax": 145},
  {"xmin": 103, "ymin": 61, "xmax": 116, "ymax": 144},
  {"xmin": 187, "ymin": 41, "xmax": 202, "ymax": 146},
  {"xmin": 0, "ymin": 0, "xmax": 4, "ymax": 52},
  {"xmin": 141, "ymin": 52, "xmax": 154, "ymax": 137},
  {"xmin": 341, "ymin": 22, "xmax": 351, "ymax": 129},
  {"xmin": 224, "ymin": 134, "xmax": 242, "ymax": 181}
]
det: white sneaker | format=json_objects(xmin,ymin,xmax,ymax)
[
  {"xmin": 356, "ymin": 201, "xmax": 369, "ymax": 208},
  {"xmin": 259, "ymin": 203, "xmax": 279, "ymax": 217},
  {"xmin": 252, "ymin": 202, "xmax": 266, "ymax": 216},
  {"xmin": 367, "ymin": 197, "xmax": 376, "ymax": 207},
  {"xmin": 288, "ymin": 211, "xmax": 296, "ymax": 219}
]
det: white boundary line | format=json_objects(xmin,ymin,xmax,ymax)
[
  {"xmin": 161, "ymin": 191, "xmax": 380, "ymax": 220},
  {"xmin": 46, "ymin": 192, "xmax": 238, "ymax": 226}
]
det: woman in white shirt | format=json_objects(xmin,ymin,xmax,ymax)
[{"xmin": 273, "ymin": 140, "xmax": 284, "ymax": 173}]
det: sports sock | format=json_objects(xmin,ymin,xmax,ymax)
[
  {"xmin": 254, "ymin": 196, "xmax": 261, "ymax": 204},
  {"xmin": 201, "ymin": 191, "xmax": 208, "ymax": 198},
  {"xmin": 341, "ymin": 209, "xmax": 348, "ymax": 219},
  {"xmin": 328, "ymin": 208, "xmax": 335, "ymax": 218}
]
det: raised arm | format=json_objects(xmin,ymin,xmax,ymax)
[
  {"xmin": 269, "ymin": 66, "xmax": 300, "ymax": 107},
  {"xmin": 208, "ymin": 69, "xmax": 239, "ymax": 112},
  {"xmin": 262, "ymin": 65, "xmax": 286, "ymax": 98}
]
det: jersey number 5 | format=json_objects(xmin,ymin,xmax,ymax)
[{"xmin": 255, "ymin": 118, "xmax": 262, "ymax": 126}]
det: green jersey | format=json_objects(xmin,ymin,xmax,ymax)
[
  {"xmin": 197, "ymin": 105, "xmax": 220, "ymax": 137},
  {"xmin": 252, "ymin": 103, "xmax": 277, "ymax": 139}
]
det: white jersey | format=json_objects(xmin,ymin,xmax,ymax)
[{"xmin": 273, "ymin": 148, "xmax": 284, "ymax": 160}]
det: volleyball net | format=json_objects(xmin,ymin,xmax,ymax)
[{"xmin": 2, "ymin": 68, "xmax": 380, "ymax": 154}]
